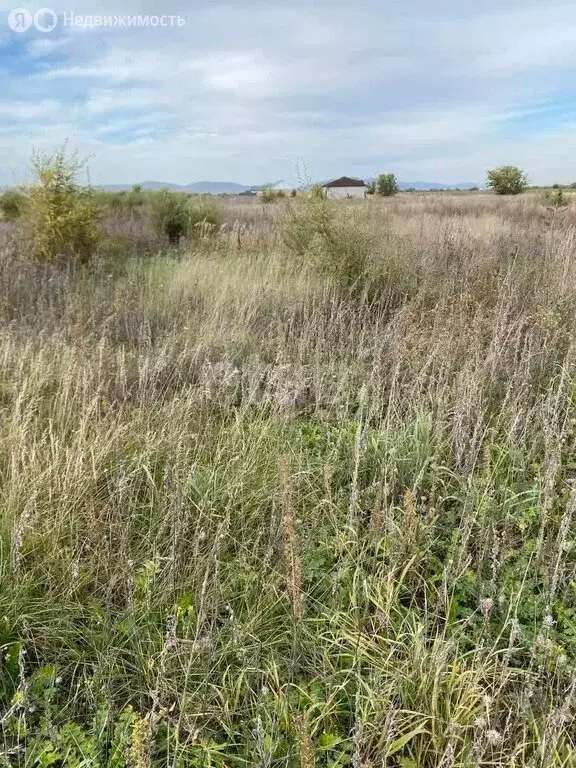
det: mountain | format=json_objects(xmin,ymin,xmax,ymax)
[
  {"xmin": 100, "ymin": 180, "xmax": 259, "ymax": 194},
  {"xmin": 99, "ymin": 179, "xmax": 481, "ymax": 194},
  {"xmin": 398, "ymin": 181, "xmax": 479, "ymax": 190},
  {"xmin": 184, "ymin": 181, "xmax": 251, "ymax": 193}
]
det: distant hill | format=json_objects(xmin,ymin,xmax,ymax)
[
  {"xmin": 398, "ymin": 181, "xmax": 479, "ymax": 191},
  {"xmin": 99, "ymin": 179, "xmax": 481, "ymax": 194},
  {"xmin": 100, "ymin": 180, "xmax": 258, "ymax": 194}
]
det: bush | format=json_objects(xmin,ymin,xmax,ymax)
[
  {"xmin": 281, "ymin": 194, "xmax": 333, "ymax": 258},
  {"xmin": 187, "ymin": 196, "xmax": 222, "ymax": 237},
  {"xmin": 0, "ymin": 189, "xmax": 27, "ymax": 221},
  {"xmin": 25, "ymin": 148, "xmax": 101, "ymax": 263},
  {"xmin": 376, "ymin": 172, "xmax": 399, "ymax": 197},
  {"xmin": 308, "ymin": 217, "xmax": 374, "ymax": 290},
  {"xmin": 149, "ymin": 191, "xmax": 221, "ymax": 243},
  {"xmin": 309, "ymin": 184, "xmax": 325, "ymax": 200},
  {"xmin": 281, "ymin": 194, "xmax": 374, "ymax": 291},
  {"xmin": 260, "ymin": 188, "xmax": 278, "ymax": 204},
  {"xmin": 149, "ymin": 190, "xmax": 189, "ymax": 243},
  {"xmin": 543, "ymin": 187, "xmax": 570, "ymax": 207},
  {"xmin": 486, "ymin": 165, "xmax": 529, "ymax": 195}
]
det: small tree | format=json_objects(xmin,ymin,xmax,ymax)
[
  {"xmin": 486, "ymin": 166, "xmax": 529, "ymax": 195},
  {"xmin": 26, "ymin": 148, "xmax": 100, "ymax": 262},
  {"xmin": 376, "ymin": 173, "xmax": 399, "ymax": 197}
]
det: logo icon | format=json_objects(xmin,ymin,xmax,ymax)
[
  {"xmin": 8, "ymin": 8, "xmax": 33, "ymax": 32},
  {"xmin": 34, "ymin": 8, "xmax": 58, "ymax": 32}
]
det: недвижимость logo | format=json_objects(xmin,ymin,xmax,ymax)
[
  {"xmin": 8, "ymin": 8, "xmax": 185, "ymax": 31},
  {"xmin": 8, "ymin": 7, "xmax": 58, "ymax": 32}
]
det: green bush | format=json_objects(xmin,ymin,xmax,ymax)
[
  {"xmin": 376, "ymin": 172, "xmax": 399, "ymax": 197},
  {"xmin": 187, "ymin": 196, "xmax": 222, "ymax": 237},
  {"xmin": 543, "ymin": 187, "xmax": 570, "ymax": 207},
  {"xmin": 281, "ymin": 195, "xmax": 374, "ymax": 291},
  {"xmin": 149, "ymin": 190, "xmax": 221, "ymax": 243},
  {"xmin": 486, "ymin": 165, "xmax": 529, "ymax": 195},
  {"xmin": 149, "ymin": 190, "xmax": 189, "ymax": 243},
  {"xmin": 0, "ymin": 189, "xmax": 27, "ymax": 221},
  {"xmin": 308, "ymin": 217, "xmax": 374, "ymax": 290},
  {"xmin": 260, "ymin": 188, "xmax": 286, "ymax": 203},
  {"xmin": 281, "ymin": 194, "xmax": 333, "ymax": 258},
  {"xmin": 25, "ymin": 148, "xmax": 101, "ymax": 263},
  {"xmin": 309, "ymin": 184, "xmax": 325, "ymax": 200}
]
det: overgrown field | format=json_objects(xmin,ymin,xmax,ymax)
[{"xmin": 1, "ymin": 191, "xmax": 576, "ymax": 766}]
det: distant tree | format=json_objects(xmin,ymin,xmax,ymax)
[
  {"xmin": 486, "ymin": 166, "xmax": 529, "ymax": 195},
  {"xmin": 376, "ymin": 173, "xmax": 399, "ymax": 197},
  {"xmin": 366, "ymin": 181, "xmax": 376, "ymax": 196}
]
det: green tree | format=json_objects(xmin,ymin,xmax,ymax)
[
  {"xmin": 486, "ymin": 166, "xmax": 529, "ymax": 195},
  {"xmin": 376, "ymin": 173, "xmax": 399, "ymax": 197}
]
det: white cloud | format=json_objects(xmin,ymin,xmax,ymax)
[{"xmin": 2, "ymin": 0, "xmax": 576, "ymax": 184}]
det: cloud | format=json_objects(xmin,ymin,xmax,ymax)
[{"xmin": 1, "ymin": 0, "xmax": 576, "ymax": 185}]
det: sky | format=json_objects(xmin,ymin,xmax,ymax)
[{"xmin": 1, "ymin": 0, "xmax": 576, "ymax": 186}]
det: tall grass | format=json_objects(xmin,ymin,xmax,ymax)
[{"xmin": 0, "ymin": 193, "xmax": 576, "ymax": 765}]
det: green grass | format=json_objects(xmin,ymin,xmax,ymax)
[{"xmin": 0, "ymin": 192, "xmax": 576, "ymax": 766}]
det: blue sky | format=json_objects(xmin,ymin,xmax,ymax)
[{"xmin": 1, "ymin": 0, "xmax": 576, "ymax": 185}]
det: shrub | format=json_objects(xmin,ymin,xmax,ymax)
[
  {"xmin": 149, "ymin": 191, "xmax": 221, "ymax": 243},
  {"xmin": 149, "ymin": 190, "xmax": 189, "ymax": 243},
  {"xmin": 543, "ymin": 187, "xmax": 570, "ymax": 207},
  {"xmin": 187, "ymin": 196, "xmax": 222, "ymax": 237},
  {"xmin": 0, "ymin": 189, "xmax": 27, "ymax": 221},
  {"xmin": 281, "ymin": 194, "xmax": 333, "ymax": 258},
  {"xmin": 308, "ymin": 217, "xmax": 374, "ymax": 290},
  {"xmin": 376, "ymin": 172, "xmax": 399, "ymax": 197},
  {"xmin": 281, "ymin": 194, "xmax": 374, "ymax": 291},
  {"xmin": 486, "ymin": 165, "xmax": 529, "ymax": 195},
  {"xmin": 260, "ymin": 188, "xmax": 278, "ymax": 204},
  {"xmin": 24, "ymin": 148, "xmax": 101, "ymax": 263},
  {"xmin": 309, "ymin": 184, "xmax": 325, "ymax": 200}
]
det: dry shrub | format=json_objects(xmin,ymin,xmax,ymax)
[{"xmin": 23, "ymin": 147, "xmax": 101, "ymax": 263}]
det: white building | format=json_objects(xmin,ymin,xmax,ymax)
[{"xmin": 322, "ymin": 176, "xmax": 367, "ymax": 199}]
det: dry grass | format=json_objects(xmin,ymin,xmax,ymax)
[{"xmin": 0, "ymin": 192, "xmax": 576, "ymax": 766}]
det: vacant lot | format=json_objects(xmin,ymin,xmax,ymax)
[{"xmin": 1, "ymin": 191, "xmax": 576, "ymax": 766}]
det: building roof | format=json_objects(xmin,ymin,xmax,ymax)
[{"xmin": 322, "ymin": 176, "xmax": 366, "ymax": 188}]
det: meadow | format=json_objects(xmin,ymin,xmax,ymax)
[{"xmin": 1, "ymin": 187, "xmax": 576, "ymax": 766}]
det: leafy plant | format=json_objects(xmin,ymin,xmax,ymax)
[
  {"xmin": 486, "ymin": 165, "xmax": 529, "ymax": 195},
  {"xmin": 376, "ymin": 172, "xmax": 399, "ymax": 197},
  {"xmin": 0, "ymin": 188, "xmax": 27, "ymax": 220},
  {"xmin": 149, "ymin": 191, "xmax": 221, "ymax": 243},
  {"xmin": 24, "ymin": 147, "xmax": 101, "ymax": 262}
]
